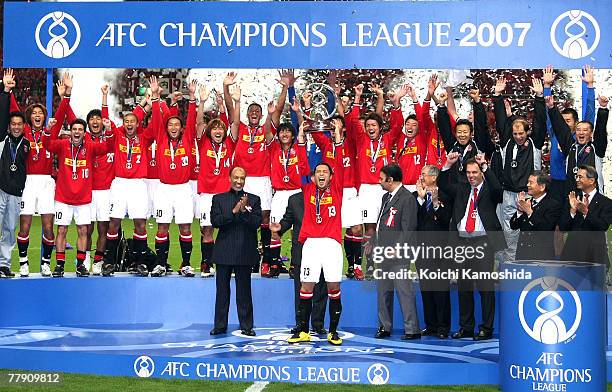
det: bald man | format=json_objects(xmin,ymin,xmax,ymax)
[{"xmin": 209, "ymin": 167, "xmax": 262, "ymax": 337}]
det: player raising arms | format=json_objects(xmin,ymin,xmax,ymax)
[
  {"xmin": 12, "ymin": 71, "xmax": 72, "ymax": 277},
  {"xmin": 197, "ymin": 91, "xmax": 237, "ymax": 278},
  {"xmin": 147, "ymin": 76, "xmax": 198, "ymax": 277},
  {"xmin": 43, "ymin": 114, "xmax": 112, "ymax": 277},
  {"xmin": 273, "ymin": 119, "xmax": 345, "ymax": 346},
  {"xmin": 102, "ymin": 87, "xmax": 152, "ymax": 276},
  {"xmin": 265, "ymin": 100, "xmax": 309, "ymax": 278}
]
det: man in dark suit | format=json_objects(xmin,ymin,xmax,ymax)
[
  {"xmin": 438, "ymin": 153, "xmax": 506, "ymax": 341},
  {"xmin": 372, "ymin": 164, "xmax": 420, "ymax": 340},
  {"xmin": 559, "ymin": 165, "xmax": 612, "ymax": 267},
  {"xmin": 510, "ymin": 171, "xmax": 561, "ymax": 260},
  {"xmin": 270, "ymin": 191, "xmax": 328, "ymax": 335},
  {"xmin": 210, "ymin": 167, "xmax": 262, "ymax": 337},
  {"xmin": 414, "ymin": 165, "xmax": 452, "ymax": 339}
]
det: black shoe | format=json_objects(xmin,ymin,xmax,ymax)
[
  {"xmin": 421, "ymin": 328, "xmax": 436, "ymax": 336},
  {"xmin": 311, "ymin": 327, "xmax": 327, "ymax": 335},
  {"xmin": 288, "ymin": 264, "xmax": 296, "ymax": 279},
  {"xmin": 268, "ymin": 264, "xmax": 280, "ymax": 278},
  {"xmin": 279, "ymin": 263, "xmax": 289, "ymax": 274},
  {"xmin": 452, "ymin": 329, "xmax": 474, "ymax": 339},
  {"xmin": 165, "ymin": 263, "xmax": 174, "ymax": 275},
  {"xmin": 76, "ymin": 264, "xmax": 90, "ymax": 277},
  {"xmin": 290, "ymin": 325, "xmax": 300, "ymax": 334},
  {"xmin": 52, "ymin": 265, "xmax": 64, "ymax": 278},
  {"xmin": 101, "ymin": 263, "xmax": 115, "ymax": 277},
  {"xmin": 241, "ymin": 329, "xmax": 256, "ymax": 337},
  {"xmin": 210, "ymin": 328, "xmax": 227, "ymax": 335},
  {"xmin": 137, "ymin": 264, "xmax": 149, "ymax": 277},
  {"xmin": 374, "ymin": 328, "xmax": 391, "ymax": 339},
  {"xmin": 127, "ymin": 263, "xmax": 138, "ymax": 274},
  {"xmin": 0, "ymin": 266, "xmax": 15, "ymax": 278},
  {"xmin": 473, "ymin": 330, "xmax": 493, "ymax": 341},
  {"xmin": 401, "ymin": 333, "xmax": 421, "ymax": 340},
  {"xmin": 345, "ymin": 266, "xmax": 355, "ymax": 279}
]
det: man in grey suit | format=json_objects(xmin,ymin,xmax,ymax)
[{"xmin": 371, "ymin": 164, "xmax": 420, "ymax": 340}]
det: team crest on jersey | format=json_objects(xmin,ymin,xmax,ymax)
[
  {"xmin": 309, "ymin": 195, "xmax": 333, "ymax": 205},
  {"xmin": 64, "ymin": 158, "xmax": 87, "ymax": 167},
  {"xmin": 80, "ymin": 148, "xmax": 87, "ymax": 157},
  {"xmin": 163, "ymin": 148, "xmax": 187, "ymax": 156}
]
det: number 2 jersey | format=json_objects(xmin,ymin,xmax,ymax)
[{"xmin": 298, "ymin": 141, "xmax": 344, "ymax": 244}]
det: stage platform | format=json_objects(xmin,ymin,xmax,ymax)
[{"xmin": 0, "ymin": 274, "xmax": 609, "ymax": 385}]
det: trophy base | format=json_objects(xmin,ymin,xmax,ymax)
[{"xmin": 304, "ymin": 120, "xmax": 334, "ymax": 133}]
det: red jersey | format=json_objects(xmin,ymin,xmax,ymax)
[
  {"xmin": 190, "ymin": 137, "xmax": 200, "ymax": 181},
  {"xmin": 298, "ymin": 143, "xmax": 344, "ymax": 244},
  {"xmin": 197, "ymin": 136, "xmax": 236, "ymax": 194},
  {"xmin": 150, "ymin": 99, "xmax": 196, "ymax": 185},
  {"xmin": 146, "ymin": 140, "xmax": 159, "ymax": 179},
  {"xmin": 267, "ymin": 140, "xmax": 309, "ymax": 190},
  {"xmin": 109, "ymin": 131, "xmax": 150, "ymax": 179},
  {"xmin": 421, "ymin": 101, "xmax": 447, "ymax": 169},
  {"xmin": 311, "ymin": 128, "xmax": 357, "ymax": 189},
  {"xmin": 89, "ymin": 133, "xmax": 115, "ymax": 190},
  {"xmin": 232, "ymin": 123, "xmax": 270, "ymax": 177},
  {"xmin": 390, "ymin": 107, "xmax": 427, "ymax": 185},
  {"xmin": 348, "ymin": 105, "xmax": 399, "ymax": 185},
  {"xmin": 43, "ymin": 133, "xmax": 110, "ymax": 205}
]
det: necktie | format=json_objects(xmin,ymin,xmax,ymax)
[
  {"xmin": 378, "ymin": 192, "xmax": 392, "ymax": 223},
  {"xmin": 425, "ymin": 193, "xmax": 433, "ymax": 211},
  {"xmin": 583, "ymin": 193, "xmax": 589, "ymax": 205},
  {"xmin": 531, "ymin": 198, "xmax": 538, "ymax": 209},
  {"xmin": 466, "ymin": 188, "xmax": 478, "ymax": 233}
]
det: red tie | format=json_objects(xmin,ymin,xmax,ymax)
[{"xmin": 466, "ymin": 188, "xmax": 478, "ymax": 233}]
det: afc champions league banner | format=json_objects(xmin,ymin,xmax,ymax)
[
  {"xmin": 500, "ymin": 261, "xmax": 606, "ymax": 392},
  {"xmin": 3, "ymin": 0, "xmax": 612, "ymax": 69}
]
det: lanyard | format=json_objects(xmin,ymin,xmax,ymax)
[
  {"xmin": 31, "ymin": 130, "xmax": 42, "ymax": 155},
  {"xmin": 281, "ymin": 143, "xmax": 293, "ymax": 175},
  {"xmin": 211, "ymin": 141, "xmax": 223, "ymax": 170},
  {"xmin": 151, "ymin": 140, "xmax": 156, "ymax": 159},
  {"xmin": 315, "ymin": 187, "xmax": 327, "ymax": 223},
  {"xmin": 169, "ymin": 139, "xmax": 179, "ymax": 163},
  {"xmin": 575, "ymin": 143, "xmax": 590, "ymax": 168},
  {"xmin": 70, "ymin": 143, "xmax": 83, "ymax": 177},
  {"xmin": 126, "ymin": 137, "xmax": 134, "ymax": 163},
  {"xmin": 369, "ymin": 136, "xmax": 382, "ymax": 166},
  {"xmin": 194, "ymin": 138, "xmax": 200, "ymax": 165},
  {"xmin": 248, "ymin": 126, "xmax": 258, "ymax": 148}
]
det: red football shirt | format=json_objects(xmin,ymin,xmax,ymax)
[
  {"xmin": 348, "ymin": 105, "xmax": 399, "ymax": 185},
  {"xmin": 298, "ymin": 141, "xmax": 344, "ymax": 244},
  {"xmin": 43, "ymin": 134, "xmax": 110, "ymax": 205},
  {"xmin": 150, "ymin": 99, "xmax": 196, "ymax": 185},
  {"xmin": 267, "ymin": 140, "xmax": 309, "ymax": 190},
  {"xmin": 311, "ymin": 129, "xmax": 357, "ymax": 189},
  {"xmin": 197, "ymin": 136, "xmax": 236, "ymax": 194},
  {"xmin": 89, "ymin": 132, "xmax": 115, "ymax": 190},
  {"xmin": 232, "ymin": 123, "xmax": 270, "ymax": 177}
]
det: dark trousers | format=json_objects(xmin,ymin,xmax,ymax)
[
  {"xmin": 456, "ymin": 236, "xmax": 495, "ymax": 333},
  {"xmin": 214, "ymin": 264, "xmax": 254, "ymax": 331},
  {"xmin": 291, "ymin": 244, "xmax": 327, "ymax": 329},
  {"xmin": 417, "ymin": 261, "xmax": 451, "ymax": 334}
]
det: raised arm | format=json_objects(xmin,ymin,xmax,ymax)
[
  {"xmin": 493, "ymin": 77, "xmax": 512, "ymax": 147},
  {"xmin": 148, "ymin": 76, "xmax": 164, "ymax": 142},
  {"xmin": 274, "ymin": 69, "xmax": 296, "ymax": 128},
  {"xmin": 196, "ymin": 84, "xmax": 210, "ymax": 139},
  {"xmin": 529, "ymin": 78, "xmax": 547, "ymax": 149},
  {"xmin": 593, "ymin": 96, "xmax": 609, "ymax": 158},
  {"xmin": 582, "ymin": 65, "xmax": 596, "ymax": 124},
  {"xmin": 229, "ymin": 84, "xmax": 241, "ymax": 142},
  {"xmin": 0, "ymin": 69, "xmax": 12, "ymax": 141},
  {"xmin": 223, "ymin": 72, "xmax": 237, "ymax": 124},
  {"xmin": 546, "ymin": 95, "xmax": 573, "ymax": 155},
  {"xmin": 436, "ymin": 92, "xmax": 455, "ymax": 153},
  {"xmin": 264, "ymin": 101, "xmax": 276, "ymax": 144},
  {"xmin": 371, "ymin": 83, "xmax": 385, "ymax": 117},
  {"xmin": 471, "ymin": 89, "xmax": 495, "ymax": 155}
]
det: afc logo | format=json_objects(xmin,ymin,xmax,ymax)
[
  {"xmin": 35, "ymin": 11, "xmax": 81, "ymax": 59},
  {"xmin": 550, "ymin": 10, "xmax": 600, "ymax": 60}
]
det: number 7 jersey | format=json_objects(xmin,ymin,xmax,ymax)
[{"xmin": 298, "ymin": 140, "xmax": 345, "ymax": 245}]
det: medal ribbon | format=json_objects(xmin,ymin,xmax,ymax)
[
  {"xmin": 9, "ymin": 138, "xmax": 24, "ymax": 167},
  {"xmin": 369, "ymin": 136, "xmax": 382, "ymax": 167},
  {"xmin": 70, "ymin": 143, "xmax": 83, "ymax": 177}
]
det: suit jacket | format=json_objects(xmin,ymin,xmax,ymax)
[
  {"xmin": 438, "ymin": 167, "xmax": 507, "ymax": 252},
  {"xmin": 413, "ymin": 189, "xmax": 452, "ymax": 233},
  {"xmin": 279, "ymin": 191, "xmax": 304, "ymax": 264},
  {"xmin": 509, "ymin": 194, "xmax": 560, "ymax": 260},
  {"xmin": 375, "ymin": 185, "xmax": 418, "ymax": 266},
  {"xmin": 559, "ymin": 190, "xmax": 612, "ymax": 266},
  {"xmin": 211, "ymin": 189, "xmax": 262, "ymax": 266}
]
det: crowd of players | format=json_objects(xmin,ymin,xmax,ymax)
[{"xmin": 0, "ymin": 66, "xmax": 609, "ymax": 285}]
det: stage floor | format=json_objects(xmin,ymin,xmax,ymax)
[{"xmin": 0, "ymin": 323, "xmax": 502, "ymax": 385}]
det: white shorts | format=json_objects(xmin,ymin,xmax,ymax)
[
  {"xmin": 359, "ymin": 183, "xmax": 386, "ymax": 224},
  {"xmin": 20, "ymin": 175, "xmax": 55, "ymax": 215},
  {"xmin": 154, "ymin": 182, "xmax": 194, "ymax": 224},
  {"xmin": 270, "ymin": 189, "xmax": 301, "ymax": 223},
  {"xmin": 244, "ymin": 176, "xmax": 272, "ymax": 211},
  {"xmin": 145, "ymin": 178, "xmax": 160, "ymax": 218},
  {"xmin": 190, "ymin": 180, "xmax": 200, "ymax": 218},
  {"xmin": 90, "ymin": 189, "xmax": 111, "ymax": 222},
  {"xmin": 198, "ymin": 193, "xmax": 215, "ymax": 227},
  {"xmin": 110, "ymin": 177, "xmax": 149, "ymax": 220},
  {"xmin": 301, "ymin": 238, "xmax": 343, "ymax": 283},
  {"xmin": 55, "ymin": 201, "xmax": 91, "ymax": 226},
  {"xmin": 341, "ymin": 187, "xmax": 362, "ymax": 228}
]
